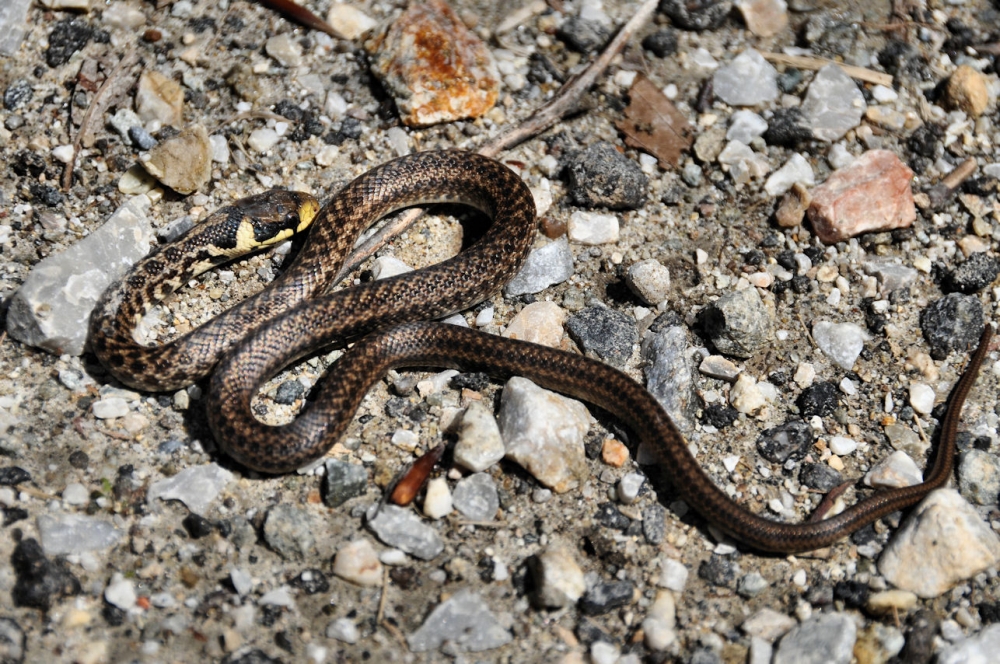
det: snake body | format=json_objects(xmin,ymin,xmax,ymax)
[{"xmin": 93, "ymin": 150, "xmax": 990, "ymax": 553}]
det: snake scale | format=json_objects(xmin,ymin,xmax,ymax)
[{"xmin": 91, "ymin": 150, "xmax": 991, "ymax": 553}]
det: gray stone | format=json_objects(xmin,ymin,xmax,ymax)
[
  {"xmin": 37, "ymin": 514, "xmax": 122, "ymax": 556},
  {"xmin": 566, "ymin": 141, "xmax": 648, "ymax": 210},
  {"xmin": 713, "ymin": 49, "xmax": 779, "ymax": 107},
  {"xmin": 454, "ymin": 401, "xmax": 505, "ymax": 472},
  {"xmin": 0, "ymin": 0, "xmax": 32, "ymax": 56},
  {"xmin": 147, "ymin": 463, "xmax": 234, "ymax": 515},
  {"xmin": 322, "ymin": 459, "xmax": 368, "ymax": 508},
  {"xmin": 698, "ymin": 287, "xmax": 772, "ymax": 358},
  {"xmin": 452, "ymin": 473, "xmax": 499, "ymax": 521},
  {"xmin": 407, "ymin": 588, "xmax": 512, "ymax": 653},
  {"xmin": 813, "ymin": 321, "xmax": 867, "ymax": 370},
  {"xmin": 503, "ymin": 238, "xmax": 574, "ymax": 296},
  {"xmin": 801, "ymin": 64, "xmax": 866, "ymax": 142},
  {"xmin": 566, "ymin": 306, "xmax": 638, "ymax": 368},
  {"xmin": 774, "ymin": 613, "xmax": 856, "ymax": 664},
  {"xmin": 959, "ymin": 449, "xmax": 1000, "ymax": 505},
  {"xmin": 263, "ymin": 504, "xmax": 318, "ymax": 560},
  {"xmin": 920, "ymin": 293, "xmax": 984, "ymax": 360},
  {"xmin": 938, "ymin": 624, "xmax": 1000, "ymax": 664},
  {"xmin": 642, "ymin": 326, "xmax": 697, "ymax": 433},
  {"xmin": 6, "ymin": 195, "xmax": 152, "ymax": 355},
  {"xmin": 366, "ymin": 504, "xmax": 444, "ymax": 560}
]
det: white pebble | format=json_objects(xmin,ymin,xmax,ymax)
[
  {"xmin": 829, "ymin": 436, "xmax": 858, "ymax": 456},
  {"xmin": 92, "ymin": 397, "xmax": 129, "ymax": 419},
  {"xmin": 908, "ymin": 383, "xmax": 935, "ymax": 415}
]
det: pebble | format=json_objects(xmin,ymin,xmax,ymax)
[
  {"xmin": 735, "ymin": 0, "xmax": 788, "ymax": 36},
  {"xmin": 642, "ymin": 589, "xmax": 677, "ymax": 651},
  {"xmin": 727, "ymin": 110, "xmax": 769, "ymax": 144},
  {"xmin": 556, "ymin": 16, "xmax": 610, "ymax": 54},
  {"xmin": 944, "ymin": 65, "xmax": 991, "ymax": 117},
  {"xmin": 230, "ymin": 568, "xmax": 253, "ymax": 596},
  {"xmin": 92, "ymin": 397, "xmax": 129, "ymax": 419},
  {"xmin": 332, "ymin": 538, "xmax": 383, "ymax": 586},
  {"xmin": 452, "ymin": 473, "xmax": 499, "ymax": 521},
  {"xmin": 730, "ymin": 374, "xmax": 766, "ymax": 415},
  {"xmin": 616, "ymin": 472, "xmax": 645, "ymax": 504},
  {"xmin": 248, "ymin": 128, "xmax": 280, "ymax": 152},
  {"xmin": 738, "ymin": 572, "xmax": 769, "ymax": 597},
  {"xmin": 919, "ymin": 293, "xmax": 984, "ymax": 359},
  {"xmin": 406, "ymin": 589, "xmax": 512, "ymax": 653},
  {"xmin": 422, "ymin": 476, "xmax": 453, "ymax": 519},
  {"xmin": 580, "ymin": 580, "xmax": 634, "ymax": 615},
  {"xmin": 147, "ymin": 463, "xmax": 233, "ymax": 515},
  {"xmin": 502, "ymin": 301, "xmax": 566, "ymax": 347},
  {"xmin": 366, "ymin": 0, "xmax": 499, "ymax": 127},
  {"xmin": 37, "ymin": 514, "xmax": 122, "ymax": 556},
  {"xmin": 643, "ymin": 504, "xmax": 667, "ymax": 544},
  {"xmin": 945, "ymin": 252, "xmax": 999, "ymax": 293},
  {"xmin": 322, "ymin": 460, "xmax": 367, "ymax": 508},
  {"xmin": 259, "ymin": 586, "xmax": 295, "ymax": 608},
  {"xmin": 775, "ymin": 182, "xmax": 811, "ymax": 227},
  {"xmin": 865, "ymin": 450, "xmax": 922, "ymax": 489},
  {"xmin": 757, "ymin": 420, "xmax": 813, "ymax": 463},
  {"xmin": 764, "ymin": 153, "xmax": 815, "ymax": 196},
  {"xmin": 879, "ymin": 489, "xmax": 1000, "ymax": 598},
  {"xmin": 503, "ymin": 237, "xmax": 575, "ymax": 296},
  {"xmin": 566, "ymin": 306, "xmax": 637, "ymax": 368},
  {"xmin": 0, "ymin": 467, "xmax": 31, "ymax": 486},
  {"xmin": 828, "ymin": 435, "xmax": 857, "ymax": 456},
  {"xmin": 884, "ymin": 423, "xmax": 928, "ymax": 458},
  {"xmin": 104, "ymin": 575, "xmax": 137, "ymax": 611},
  {"xmin": 700, "ymin": 355, "xmax": 741, "ymax": 381},
  {"xmin": 938, "ymin": 624, "xmax": 1000, "ymax": 664},
  {"xmin": 567, "ymin": 211, "xmax": 620, "ymax": 244},
  {"xmin": 865, "ymin": 589, "xmax": 918, "ymax": 616},
  {"xmin": 326, "ymin": 618, "xmax": 360, "ymax": 644},
  {"xmin": 712, "ymin": 49, "xmax": 779, "ymax": 107},
  {"xmin": 263, "ymin": 504, "xmax": 318, "ymax": 560},
  {"xmin": 566, "ymin": 142, "xmax": 648, "ymax": 210},
  {"xmin": 366, "ymin": 504, "xmax": 444, "ymax": 560},
  {"xmin": 698, "ymin": 554, "xmax": 739, "ymax": 588},
  {"xmin": 907, "ymin": 383, "xmax": 935, "ymax": 415},
  {"xmin": 498, "ymin": 377, "xmax": 591, "ymax": 493},
  {"xmin": 454, "ymin": 401, "xmax": 505, "ymax": 472},
  {"xmin": 808, "ymin": 150, "xmax": 915, "ymax": 244},
  {"xmin": 5, "ymin": 195, "xmax": 152, "ymax": 355},
  {"xmin": 812, "ymin": 321, "xmax": 867, "ymax": 370},
  {"xmin": 958, "ymin": 449, "xmax": 1000, "ymax": 506},
  {"xmin": 136, "ymin": 70, "xmax": 183, "ymax": 128},
  {"xmin": 801, "ymin": 64, "xmax": 866, "ymax": 142},
  {"xmin": 641, "ymin": 28, "xmax": 678, "ymax": 57},
  {"xmin": 773, "ymin": 613, "xmax": 857, "ymax": 664},
  {"xmin": 642, "ymin": 326, "xmax": 697, "ymax": 432},
  {"xmin": 718, "ymin": 140, "xmax": 771, "ymax": 183},
  {"xmin": 531, "ymin": 548, "xmax": 586, "ymax": 608},
  {"xmin": 141, "ymin": 124, "xmax": 213, "ymax": 194},
  {"xmin": 62, "ymin": 482, "xmax": 89, "ymax": 506},
  {"xmin": 11, "ymin": 539, "xmax": 81, "ymax": 610},
  {"xmin": 626, "ymin": 259, "xmax": 671, "ymax": 305},
  {"xmin": 742, "ymin": 608, "xmax": 796, "ymax": 641},
  {"xmin": 265, "ymin": 33, "xmax": 302, "ymax": 67},
  {"xmin": 799, "ymin": 463, "xmax": 843, "ymax": 491},
  {"xmin": 698, "ymin": 287, "xmax": 772, "ymax": 359}
]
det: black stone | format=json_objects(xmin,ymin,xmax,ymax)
[
  {"xmin": 833, "ymin": 580, "xmax": 870, "ymax": 608},
  {"xmin": 641, "ymin": 29, "xmax": 678, "ymax": 58},
  {"xmin": 450, "ymin": 372, "xmax": 489, "ymax": 391},
  {"xmin": 977, "ymin": 601, "xmax": 1000, "ymax": 624},
  {"xmin": 658, "ymin": 0, "xmax": 732, "ymax": 31},
  {"xmin": 595, "ymin": 502, "xmax": 630, "ymax": 531},
  {"xmin": 797, "ymin": 382, "xmax": 839, "ymax": 417},
  {"xmin": 642, "ymin": 504, "xmax": 666, "ymax": 544},
  {"xmin": 579, "ymin": 580, "xmax": 633, "ymax": 615},
  {"xmin": 4, "ymin": 507, "xmax": 29, "ymax": 526},
  {"xmin": 575, "ymin": 617, "xmax": 613, "ymax": 645},
  {"xmin": 128, "ymin": 126, "xmax": 158, "ymax": 150},
  {"xmin": 763, "ymin": 107, "xmax": 813, "ymax": 147},
  {"xmin": 850, "ymin": 523, "xmax": 877, "ymax": 545},
  {"xmin": 565, "ymin": 142, "xmax": 648, "ymax": 210},
  {"xmin": 11, "ymin": 538, "xmax": 82, "ymax": 611},
  {"xmin": 697, "ymin": 554, "xmax": 738, "ymax": 588},
  {"xmin": 877, "ymin": 40, "xmax": 930, "ymax": 81},
  {"xmin": 757, "ymin": 420, "xmax": 814, "ymax": 463},
  {"xmin": 701, "ymin": 404, "xmax": 738, "ymax": 429},
  {"xmin": 920, "ymin": 293, "xmax": 984, "ymax": 360},
  {"xmin": 907, "ymin": 123, "xmax": 943, "ymax": 158},
  {"xmin": 945, "ymin": 252, "xmax": 1000, "ymax": 294},
  {"xmin": 776, "ymin": 251, "xmax": 797, "ymax": 270},
  {"xmin": 3, "ymin": 80, "xmax": 33, "ymax": 111},
  {"xmin": 46, "ymin": 19, "xmax": 94, "ymax": 68},
  {"xmin": 566, "ymin": 306, "xmax": 638, "ymax": 368},
  {"xmin": 527, "ymin": 53, "xmax": 564, "ymax": 85},
  {"xmin": 0, "ymin": 467, "xmax": 31, "ymax": 486},
  {"xmin": 321, "ymin": 460, "xmax": 367, "ymax": 508},
  {"xmin": 182, "ymin": 513, "xmax": 214, "ymax": 539},
  {"xmin": 556, "ymin": 17, "xmax": 610, "ymax": 53},
  {"xmin": 274, "ymin": 379, "xmax": 306, "ymax": 405},
  {"xmin": 29, "ymin": 183, "xmax": 64, "ymax": 207},
  {"xmin": 798, "ymin": 463, "xmax": 843, "ymax": 492},
  {"xmin": 68, "ymin": 450, "xmax": 89, "ymax": 469},
  {"xmin": 896, "ymin": 609, "xmax": 938, "ymax": 664},
  {"xmin": 102, "ymin": 602, "xmax": 126, "ymax": 626},
  {"xmin": 290, "ymin": 569, "xmax": 330, "ymax": 594}
]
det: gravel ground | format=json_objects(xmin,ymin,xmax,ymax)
[{"xmin": 2, "ymin": 0, "xmax": 1000, "ymax": 663}]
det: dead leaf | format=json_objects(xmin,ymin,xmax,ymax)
[{"xmin": 615, "ymin": 73, "xmax": 694, "ymax": 169}]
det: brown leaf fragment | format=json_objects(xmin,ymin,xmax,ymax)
[{"xmin": 615, "ymin": 73, "xmax": 694, "ymax": 169}]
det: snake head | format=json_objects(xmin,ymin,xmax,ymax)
[{"xmin": 244, "ymin": 189, "xmax": 321, "ymax": 248}]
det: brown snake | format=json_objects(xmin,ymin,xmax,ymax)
[{"xmin": 92, "ymin": 150, "xmax": 993, "ymax": 553}]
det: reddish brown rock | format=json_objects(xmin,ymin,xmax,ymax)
[
  {"xmin": 365, "ymin": 0, "xmax": 499, "ymax": 127},
  {"xmin": 807, "ymin": 150, "xmax": 915, "ymax": 244}
]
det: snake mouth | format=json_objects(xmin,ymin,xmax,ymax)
[{"xmin": 250, "ymin": 191, "xmax": 321, "ymax": 248}]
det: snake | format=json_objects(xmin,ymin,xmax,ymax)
[{"xmin": 91, "ymin": 150, "xmax": 992, "ymax": 554}]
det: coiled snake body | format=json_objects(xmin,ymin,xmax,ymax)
[{"xmin": 91, "ymin": 150, "xmax": 991, "ymax": 553}]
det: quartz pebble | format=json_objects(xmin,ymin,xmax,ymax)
[
  {"xmin": 502, "ymin": 301, "xmax": 566, "ymax": 348},
  {"xmin": 422, "ymin": 477, "xmax": 453, "ymax": 519},
  {"xmin": 366, "ymin": 504, "xmax": 444, "ymax": 560},
  {"xmin": 136, "ymin": 70, "xmax": 183, "ymax": 127},
  {"xmin": 406, "ymin": 589, "xmax": 512, "ymax": 652},
  {"xmin": 530, "ymin": 547, "xmax": 586, "ymax": 608},
  {"xmin": 326, "ymin": 617, "xmax": 360, "ymax": 644},
  {"xmin": 773, "ymin": 613, "xmax": 857, "ymax": 664},
  {"xmin": 454, "ymin": 402, "xmax": 505, "ymax": 472},
  {"xmin": 812, "ymin": 321, "xmax": 867, "ymax": 370},
  {"xmin": 498, "ymin": 377, "xmax": 591, "ymax": 493},
  {"xmin": 104, "ymin": 575, "xmax": 137, "ymax": 611},
  {"xmin": 712, "ymin": 49, "xmax": 778, "ymax": 107},
  {"xmin": 452, "ymin": 473, "xmax": 499, "ymax": 521},
  {"xmin": 944, "ymin": 65, "xmax": 991, "ymax": 117},
  {"xmin": 808, "ymin": 150, "xmax": 915, "ymax": 244},
  {"xmin": 907, "ymin": 383, "xmax": 935, "ymax": 415},
  {"xmin": 37, "ymin": 514, "xmax": 122, "ymax": 556},
  {"xmin": 764, "ymin": 153, "xmax": 815, "ymax": 196},
  {"xmin": 332, "ymin": 538, "xmax": 383, "ymax": 586},
  {"xmin": 503, "ymin": 238, "xmax": 575, "ymax": 296},
  {"xmin": 567, "ymin": 211, "xmax": 620, "ymax": 245},
  {"xmin": 958, "ymin": 449, "xmax": 1000, "ymax": 506},
  {"xmin": 366, "ymin": 0, "xmax": 499, "ymax": 127},
  {"xmin": 626, "ymin": 259, "xmax": 671, "ymax": 305},
  {"xmin": 938, "ymin": 624, "xmax": 1000, "ymax": 664},
  {"xmin": 642, "ymin": 590, "xmax": 677, "ymax": 651},
  {"xmin": 742, "ymin": 608, "xmax": 796, "ymax": 641},
  {"xmin": 879, "ymin": 489, "xmax": 1000, "ymax": 598},
  {"xmin": 800, "ymin": 65, "xmax": 866, "ymax": 142},
  {"xmin": 735, "ymin": 0, "xmax": 788, "ymax": 37},
  {"xmin": 865, "ymin": 451, "xmax": 922, "ymax": 489},
  {"xmin": 147, "ymin": 463, "xmax": 234, "ymax": 515}
]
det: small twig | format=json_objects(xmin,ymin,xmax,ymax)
[
  {"xmin": 453, "ymin": 519, "xmax": 508, "ymax": 528},
  {"xmin": 760, "ymin": 52, "xmax": 893, "ymax": 87},
  {"xmin": 256, "ymin": 0, "xmax": 345, "ymax": 38},
  {"xmin": 376, "ymin": 566, "xmax": 389, "ymax": 624},
  {"xmin": 333, "ymin": 0, "xmax": 660, "ymax": 282},
  {"xmin": 912, "ymin": 413, "xmax": 929, "ymax": 445},
  {"xmin": 926, "ymin": 157, "xmax": 977, "ymax": 209},
  {"xmin": 62, "ymin": 48, "xmax": 141, "ymax": 191}
]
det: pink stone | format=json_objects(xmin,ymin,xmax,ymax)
[
  {"xmin": 808, "ymin": 150, "xmax": 915, "ymax": 244},
  {"xmin": 365, "ymin": 0, "xmax": 499, "ymax": 127}
]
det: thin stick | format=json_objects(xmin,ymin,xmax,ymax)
[
  {"xmin": 62, "ymin": 48, "xmax": 141, "ymax": 190},
  {"xmin": 760, "ymin": 52, "xmax": 893, "ymax": 87},
  {"xmin": 333, "ymin": 0, "xmax": 660, "ymax": 283}
]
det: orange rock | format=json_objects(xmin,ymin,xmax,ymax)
[
  {"xmin": 807, "ymin": 150, "xmax": 915, "ymax": 244},
  {"xmin": 601, "ymin": 437, "xmax": 629, "ymax": 467},
  {"xmin": 366, "ymin": 0, "xmax": 499, "ymax": 127}
]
